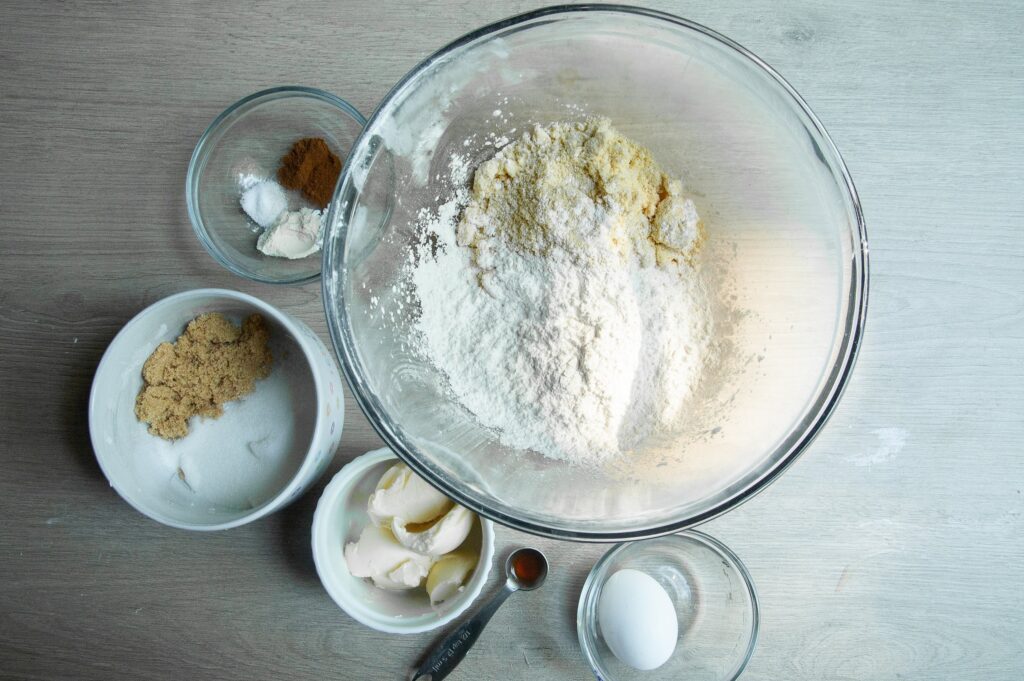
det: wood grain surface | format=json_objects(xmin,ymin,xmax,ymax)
[{"xmin": 2, "ymin": 1, "xmax": 1023, "ymax": 679}]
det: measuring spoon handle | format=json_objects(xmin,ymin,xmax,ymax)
[{"xmin": 411, "ymin": 582, "xmax": 517, "ymax": 681}]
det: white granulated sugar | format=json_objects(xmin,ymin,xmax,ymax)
[
  {"xmin": 409, "ymin": 119, "xmax": 713, "ymax": 465},
  {"xmin": 121, "ymin": 338, "xmax": 315, "ymax": 512}
]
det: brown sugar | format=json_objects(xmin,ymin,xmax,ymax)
[
  {"xmin": 277, "ymin": 137, "xmax": 342, "ymax": 208},
  {"xmin": 134, "ymin": 313, "xmax": 273, "ymax": 440}
]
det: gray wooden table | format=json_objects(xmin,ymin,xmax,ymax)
[{"xmin": 2, "ymin": 1, "xmax": 1022, "ymax": 679}]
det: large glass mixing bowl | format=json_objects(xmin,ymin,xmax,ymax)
[{"xmin": 322, "ymin": 6, "xmax": 868, "ymax": 540}]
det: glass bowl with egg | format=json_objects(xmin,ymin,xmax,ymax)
[
  {"xmin": 187, "ymin": 86, "xmax": 366, "ymax": 285},
  {"xmin": 322, "ymin": 6, "xmax": 868, "ymax": 539},
  {"xmin": 577, "ymin": 532, "xmax": 759, "ymax": 680}
]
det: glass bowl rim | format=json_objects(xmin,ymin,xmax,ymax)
[
  {"xmin": 186, "ymin": 85, "xmax": 367, "ymax": 285},
  {"xmin": 322, "ymin": 4, "xmax": 869, "ymax": 540},
  {"xmin": 576, "ymin": 530, "xmax": 760, "ymax": 681}
]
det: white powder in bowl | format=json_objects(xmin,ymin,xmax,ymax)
[
  {"xmin": 118, "ymin": 332, "xmax": 317, "ymax": 514},
  {"xmin": 240, "ymin": 179, "xmax": 288, "ymax": 229},
  {"xmin": 256, "ymin": 207, "xmax": 323, "ymax": 259},
  {"xmin": 409, "ymin": 119, "xmax": 714, "ymax": 465}
]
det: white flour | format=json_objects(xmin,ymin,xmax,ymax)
[{"xmin": 411, "ymin": 121, "xmax": 713, "ymax": 465}]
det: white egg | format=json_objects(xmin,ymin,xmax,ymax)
[{"xmin": 597, "ymin": 568, "xmax": 678, "ymax": 671}]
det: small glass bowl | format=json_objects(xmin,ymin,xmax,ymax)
[
  {"xmin": 578, "ymin": 531, "xmax": 759, "ymax": 681},
  {"xmin": 187, "ymin": 86, "xmax": 365, "ymax": 285}
]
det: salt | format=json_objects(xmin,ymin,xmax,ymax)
[{"xmin": 240, "ymin": 179, "xmax": 287, "ymax": 228}]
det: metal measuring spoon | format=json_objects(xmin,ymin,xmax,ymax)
[{"xmin": 411, "ymin": 548, "xmax": 549, "ymax": 681}]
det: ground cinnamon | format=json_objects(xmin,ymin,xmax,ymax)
[{"xmin": 277, "ymin": 137, "xmax": 342, "ymax": 208}]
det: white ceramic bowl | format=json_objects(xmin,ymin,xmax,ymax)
[
  {"xmin": 312, "ymin": 448, "xmax": 495, "ymax": 634},
  {"xmin": 89, "ymin": 288, "xmax": 345, "ymax": 530}
]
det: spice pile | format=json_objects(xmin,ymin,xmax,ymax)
[
  {"xmin": 239, "ymin": 137, "xmax": 342, "ymax": 259},
  {"xmin": 278, "ymin": 137, "xmax": 341, "ymax": 207}
]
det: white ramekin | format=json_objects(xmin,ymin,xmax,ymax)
[{"xmin": 312, "ymin": 448, "xmax": 495, "ymax": 633}]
